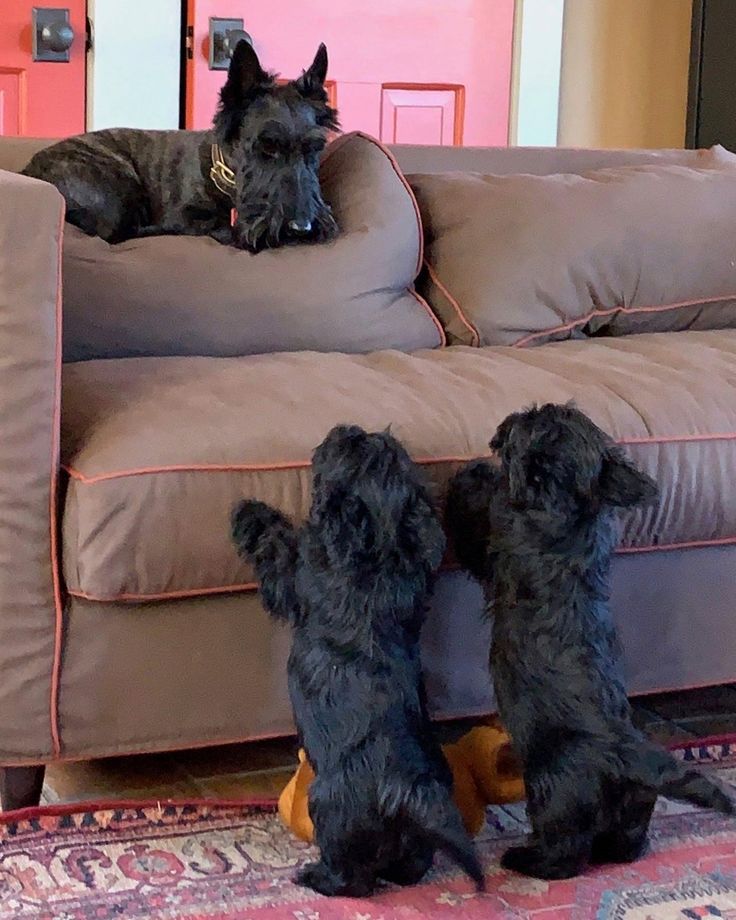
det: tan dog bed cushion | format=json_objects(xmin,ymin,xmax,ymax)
[{"xmin": 59, "ymin": 131, "xmax": 442, "ymax": 361}]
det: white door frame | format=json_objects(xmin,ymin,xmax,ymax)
[
  {"xmin": 509, "ymin": 0, "xmax": 565, "ymax": 147},
  {"xmin": 86, "ymin": 0, "xmax": 182, "ymax": 130}
]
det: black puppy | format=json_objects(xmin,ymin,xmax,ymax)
[
  {"xmin": 447, "ymin": 403, "xmax": 734, "ymax": 880},
  {"xmin": 23, "ymin": 41, "xmax": 338, "ymax": 251},
  {"xmin": 232, "ymin": 425, "xmax": 483, "ymax": 897}
]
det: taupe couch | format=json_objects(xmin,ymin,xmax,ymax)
[{"xmin": 1, "ymin": 136, "xmax": 734, "ymax": 812}]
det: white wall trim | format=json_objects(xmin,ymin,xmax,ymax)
[{"xmin": 510, "ymin": 0, "xmax": 565, "ymax": 147}]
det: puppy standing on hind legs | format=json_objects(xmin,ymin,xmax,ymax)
[
  {"xmin": 446, "ymin": 403, "xmax": 735, "ymax": 880},
  {"xmin": 232, "ymin": 425, "xmax": 484, "ymax": 897}
]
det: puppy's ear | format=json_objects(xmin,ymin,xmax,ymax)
[
  {"xmin": 295, "ymin": 43, "xmax": 328, "ymax": 98},
  {"xmin": 489, "ymin": 413, "xmax": 519, "ymax": 454},
  {"xmin": 401, "ymin": 489, "xmax": 446, "ymax": 571},
  {"xmin": 506, "ymin": 453, "xmax": 530, "ymax": 507},
  {"xmin": 490, "ymin": 413, "xmax": 531, "ymax": 506},
  {"xmin": 598, "ymin": 446, "xmax": 658, "ymax": 508}
]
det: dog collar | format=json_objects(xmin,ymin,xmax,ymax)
[
  {"xmin": 210, "ymin": 144, "xmax": 238, "ymax": 227},
  {"xmin": 210, "ymin": 143, "xmax": 236, "ymax": 197}
]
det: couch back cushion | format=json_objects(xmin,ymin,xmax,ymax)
[
  {"xmin": 409, "ymin": 146, "xmax": 736, "ymax": 346},
  {"xmin": 4, "ymin": 132, "xmax": 443, "ymax": 360},
  {"xmin": 392, "ymin": 143, "xmax": 721, "ymax": 177},
  {"xmin": 0, "ymin": 137, "xmax": 51, "ymax": 173}
]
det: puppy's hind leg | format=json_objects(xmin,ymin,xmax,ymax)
[
  {"xmin": 503, "ymin": 745, "xmax": 596, "ymax": 880},
  {"xmin": 297, "ymin": 778, "xmax": 378, "ymax": 897},
  {"xmin": 296, "ymin": 860, "xmax": 376, "ymax": 899},
  {"xmin": 397, "ymin": 780, "xmax": 484, "ymax": 890},
  {"xmin": 380, "ymin": 836, "xmax": 434, "ymax": 887},
  {"xmin": 231, "ymin": 500, "xmax": 299, "ymax": 624},
  {"xmin": 591, "ymin": 781, "xmax": 655, "ymax": 865},
  {"xmin": 503, "ymin": 825, "xmax": 594, "ymax": 880}
]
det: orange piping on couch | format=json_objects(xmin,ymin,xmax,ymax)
[
  {"xmin": 512, "ymin": 293, "xmax": 736, "ymax": 349},
  {"xmin": 50, "ymin": 204, "xmax": 65, "ymax": 759},
  {"xmin": 62, "ymin": 430, "xmax": 736, "ymax": 484}
]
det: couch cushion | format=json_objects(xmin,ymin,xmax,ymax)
[
  {"xmin": 0, "ymin": 137, "xmax": 51, "ymax": 173},
  {"xmin": 409, "ymin": 148, "xmax": 736, "ymax": 347},
  {"xmin": 37, "ymin": 131, "xmax": 445, "ymax": 360},
  {"xmin": 60, "ymin": 330, "xmax": 736, "ymax": 602},
  {"xmin": 392, "ymin": 143, "xmax": 726, "ymax": 177}
]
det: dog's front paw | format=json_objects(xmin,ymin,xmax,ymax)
[
  {"xmin": 231, "ymin": 499, "xmax": 281, "ymax": 557},
  {"xmin": 209, "ymin": 226, "xmax": 234, "ymax": 245},
  {"xmin": 295, "ymin": 860, "xmax": 374, "ymax": 898},
  {"xmin": 501, "ymin": 844, "xmax": 585, "ymax": 880}
]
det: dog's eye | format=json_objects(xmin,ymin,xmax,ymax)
[
  {"xmin": 259, "ymin": 139, "xmax": 282, "ymax": 159},
  {"xmin": 302, "ymin": 138, "xmax": 325, "ymax": 157}
]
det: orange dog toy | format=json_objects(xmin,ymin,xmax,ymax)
[{"xmin": 278, "ymin": 717, "xmax": 524, "ymax": 842}]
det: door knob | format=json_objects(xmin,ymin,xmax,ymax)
[
  {"xmin": 209, "ymin": 18, "xmax": 252, "ymax": 70},
  {"xmin": 42, "ymin": 21, "xmax": 74, "ymax": 52},
  {"xmin": 33, "ymin": 8, "xmax": 76, "ymax": 62},
  {"xmin": 220, "ymin": 29, "xmax": 251, "ymax": 57}
]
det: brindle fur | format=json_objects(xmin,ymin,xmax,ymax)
[{"xmin": 22, "ymin": 42, "xmax": 338, "ymax": 252}]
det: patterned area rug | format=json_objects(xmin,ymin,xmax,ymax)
[{"xmin": 1, "ymin": 737, "xmax": 736, "ymax": 919}]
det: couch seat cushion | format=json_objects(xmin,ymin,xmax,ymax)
[{"xmin": 61, "ymin": 330, "xmax": 736, "ymax": 602}]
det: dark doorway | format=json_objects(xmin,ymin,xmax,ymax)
[{"xmin": 687, "ymin": 0, "xmax": 736, "ymax": 150}]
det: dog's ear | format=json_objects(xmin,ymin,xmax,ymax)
[
  {"xmin": 294, "ymin": 44, "xmax": 338, "ymax": 130},
  {"xmin": 490, "ymin": 415, "xmax": 534, "ymax": 507},
  {"xmin": 226, "ymin": 40, "xmax": 269, "ymax": 97},
  {"xmin": 215, "ymin": 40, "xmax": 272, "ymax": 141},
  {"xmin": 597, "ymin": 446, "xmax": 658, "ymax": 508},
  {"xmin": 400, "ymin": 488, "xmax": 446, "ymax": 572},
  {"xmin": 295, "ymin": 44, "xmax": 329, "ymax": 98},
  {"xmin": 489, "ymin": 413, "xmax": 519, "ymax": 454}
]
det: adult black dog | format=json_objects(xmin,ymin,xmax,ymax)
[
  {"xmin": 22, "ymin": 41, "xmax": 338, "ymax": 252},
  {"xmin": 447, "ymin": 403, "xmax": 734, "ymax": 880},
  {"xmin": 232, "ymin": 425, "xmax": 483, "ymax": 897}
]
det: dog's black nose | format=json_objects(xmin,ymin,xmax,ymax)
[{"xmin": 287, "ymin": 219, "xmax": 312, "ymax": 235}]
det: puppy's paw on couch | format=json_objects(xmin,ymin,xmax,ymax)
[{"xmin": 231, "ymin": 499, "xmax": 287, "ymax": 556}]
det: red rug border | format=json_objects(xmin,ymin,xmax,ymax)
[
  {"xmin": 2, "ymin": 731, "xmax": 735, "ymax": 827},
  {"xmin": 0, "ymin": 796, "xmax": 278, "ymax": 826},
  {"xmin": 668, "ymin": 731, "xmax": 736, "ymax": 750}
]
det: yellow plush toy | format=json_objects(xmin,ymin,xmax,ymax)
[{"xmin": 278, "ymin": 716, "xmax": 524, "ymax": 842}]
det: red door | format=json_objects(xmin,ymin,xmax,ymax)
[
  {"xmin": 186, "ymin": 1, "xmax": 515, "ymax": 147},
  {"xmin": 0, "ymin": 1, "xmax": 86, "ymax": 136}
]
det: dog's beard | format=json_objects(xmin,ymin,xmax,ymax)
[
  {"xmin": 232, "ymin": 211, "xmax": 279, "ymax": 252},
  {"xmin": 311, "ymin": 204, "xmax": 339, "ymax": 243},
  {"xmin": 234, "ymin": 201, "xmax": 338, "ymax": 253}
]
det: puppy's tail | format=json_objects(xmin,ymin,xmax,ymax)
[
  {"xmin": 624, "ymin": 740, "xmax": 735, "ymax": 814},
  {"xmin": 400, "ymin": 783, "xmax": 485, "ymax": 891}
]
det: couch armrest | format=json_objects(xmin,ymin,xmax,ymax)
[{"xmin": 0, "ymin": 171, "xmax": 64, "ymax": 762}]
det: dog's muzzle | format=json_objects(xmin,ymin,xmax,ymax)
[{"xmin": 288, "ymin": 219, "xmax": 313, "ymax": 236}]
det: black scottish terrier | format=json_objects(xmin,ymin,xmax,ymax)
[
  {"xmin": 447, "ymin": 403, "xmax": 734, "ymax": 880},
  {"xmin": 232, "ymin": 425, "xmax": 483, "ymax": 897},
  {"xmin": 22, "ymin": 41, "xmax": 338, "ymax": 252}
]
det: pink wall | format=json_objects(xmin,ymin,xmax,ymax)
[{"xmin": 188, "ymin": 0, "xmax": 515, "ymax": 146}]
